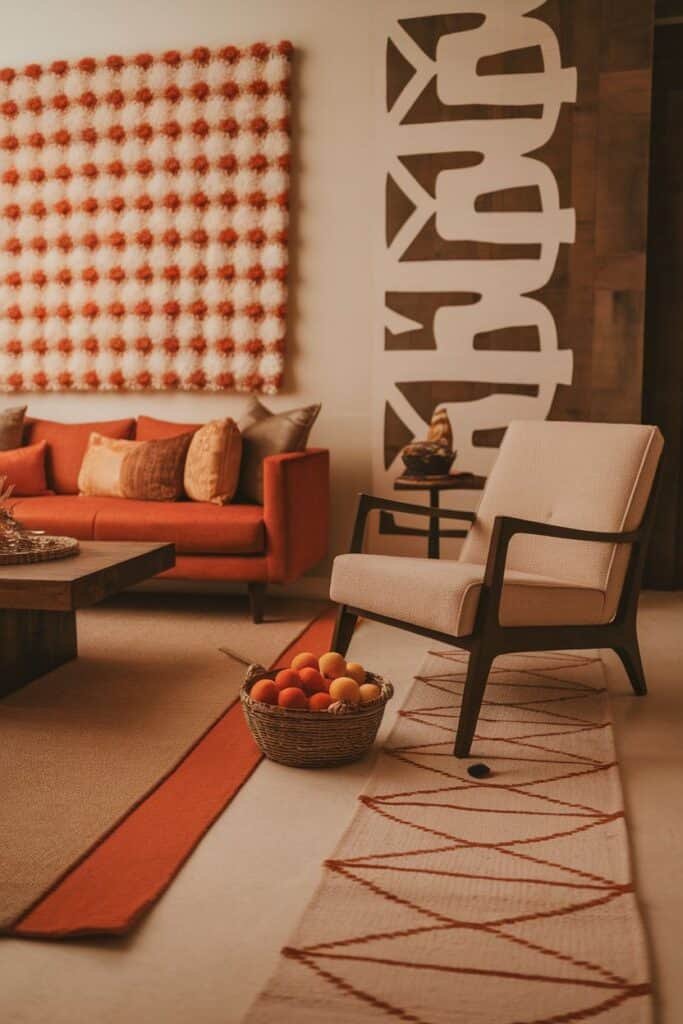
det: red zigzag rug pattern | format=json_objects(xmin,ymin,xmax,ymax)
[{"xmin": 247, "ymin": 649, "xmax": 653, "ymax": 1024}]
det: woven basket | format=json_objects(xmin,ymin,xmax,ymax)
[
  {"xmin": 241, "ymin": 664, "xmax": 394, "ymax": 768},
  {"xmin": 0, "ymin": 535, "xmax": 79, "ymax": 566}
]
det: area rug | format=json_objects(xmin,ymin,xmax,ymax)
[
  {"xmin": 247, "ymin": 649, "xmax": 653, "ymax": 1024},
  {"xmin": 0, "ymin": 593, "xmax": 335, "ymax": 937}
]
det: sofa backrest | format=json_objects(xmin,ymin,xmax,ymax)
[
  {"xmin": 459, "ymin": 420, "xmax": 663, "ymax": 621},
  {"xmin": 24, "ymin": 418, "xmax": 135, "ymax": 493}
]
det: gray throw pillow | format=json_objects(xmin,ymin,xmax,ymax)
[
  {"xmin": 0, "ymin": 406, "xmax": 27, "ymax": 451},
  {"xmin": 238, "ymin": 398, "xmax": 321, "ymax": 503}
]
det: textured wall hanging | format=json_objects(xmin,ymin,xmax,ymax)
[
  {"xmin": 374, "ymin": 0, "xmax": 653, "ymax": 522},
  {"xmin": 0, "ymin": 41, "xmax": 292, "ymax": 393}
]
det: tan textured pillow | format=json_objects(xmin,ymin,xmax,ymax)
[
  {"xmin": 184, "ymin": 418, "xmax": 242, "ymax": 505},
  {"xmin": 237, "ymin": 399, "xmax": 321, "ymax": 503},
  {"xmin": 0, "ymin": 405, "xmax": 27, "ymax": 451},
  {"xmin": 78, "ymin": 432, "xmax": 191, "ymax": 501}
]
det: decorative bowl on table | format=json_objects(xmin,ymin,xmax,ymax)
[
  {"xmin": 401, "ymin": 441, "xmax": 456, "ymax": 478},
  {"xmin": 240, "ymin": 663, "xmax": 394, "ymax": 768}
]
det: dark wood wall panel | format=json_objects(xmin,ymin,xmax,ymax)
[{"xmin": 643, "ymin": 23, "xmax": 683, "ymax": 587}]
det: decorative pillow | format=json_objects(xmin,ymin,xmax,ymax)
[
  {"xmin": 0, "ymin": 405, "xmax": 27, "ymax": 451},
  {"xmin": 136, "ymin": 415, "xmax": 201, "ymax": 441},
  {"xmin": 24, "ymin": 418, "xmax": 135, "ymax": 494},
  {"xmin": 184, "ymin": 419, "xmax": 242, "ymax": 505},
  {"xmin": 0, "ymin": 441, "xmax": 49, "ymax": 496},
  {"xmin": 238, "ymin": 399, "xmax": 321, "ymax": 503},
  {"xmin": 78, "ymin": 432, "xmax": 192, "ymax": 502}
]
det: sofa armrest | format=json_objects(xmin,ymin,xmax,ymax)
[{"xmin": 263, "ymin": 448, "xmax": 330, "ymax": 583}]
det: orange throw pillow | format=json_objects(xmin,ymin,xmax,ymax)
[
  {"xmin": 24, "ymin": 418, "xmax": 135, "ymax": 494},
  {"xmin": 78, "ymin": 432, "xmax": 192, "ymax": 502},
  {"xmin": 136, "ymin": 416, "xmax": 200, "ymax": 441},
  {"xmin": 0, "ymin": 441, "xmax": 49, "ymax": 496},
  {"xmin": 184, "ymin": 419, "xmax": 243, "ymax": 505}
]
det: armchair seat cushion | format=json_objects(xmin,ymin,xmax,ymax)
[{"xmin": 331, "ymin": 554, "xmax": 607, "ymax": 637}]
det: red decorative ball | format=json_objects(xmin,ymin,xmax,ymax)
[
  {"xmin": 298, "ymin": 667, "xmax": 326, "ymax": 696},
  {"xmin": 274, "ymin": 668, "xmax": 302, "ymax": 692},
  {"xmin": 278, "ymin": 687, "xmax": 308, "ymax": 709}
]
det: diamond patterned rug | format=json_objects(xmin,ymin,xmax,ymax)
[{"xmin": 246, "ymin": 649, "xmax": 653, "ymax": 1024}]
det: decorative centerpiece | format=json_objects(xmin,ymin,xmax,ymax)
[
  {"xmin": 401, "ymin": 407, "xmax": 456, "ymax": 477},
  {"xmin": 240, "ymin": 650, "xmax": 394, "ymax": 768},
  {"xmin": 0, "ymin": 476, "xmax": 80, "ymax": 566}
]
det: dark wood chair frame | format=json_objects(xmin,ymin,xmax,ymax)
[{"xmin": 332, "ymin": 466, "xmax": 662, "ymax": 759}]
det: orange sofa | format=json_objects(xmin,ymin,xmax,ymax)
[{"xmin": 4, "ymin": 417, "xmax": 330, "ymax": 622}]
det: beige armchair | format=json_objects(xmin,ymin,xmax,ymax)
[{"xmin": 330, "ymin": 421, "xmax": 664, "ymax": 758}]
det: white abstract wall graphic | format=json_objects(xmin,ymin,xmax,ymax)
[{"xmin": 375, "ymin": 1, "xmax": 578, "ymax": 519}]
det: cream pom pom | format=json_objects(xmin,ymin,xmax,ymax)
[
  {"xmin": 232, "ymin": 315, "xmax": 256, "ymax": 344},
  {"xmin": 261, "ymin": 316, "xmax": 285, "ymax": 345},
  {"xmin": 259, "ymin": 279, "xmax": 286, "ymax": 308},
  {"xmin": 260, "ymin": 242, "xmax": 284, "ymax": 271},
  {"xmin": 260, "ymin": 352, "xmax": 284, "ymax": 379}
]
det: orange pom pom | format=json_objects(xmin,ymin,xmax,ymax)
[
  {"xmin": 298, "ymin": 667, "xmax": 326, "ymax": 696},
  {"xmin": 319, "ymin": 652, "xmax": 347, "ymax": 680},
  {"xmin": 309, "ymin": 692, "xmax": 333, "ymax": 711},
  {"xmin": 329, "ymin": 677, "xmax": 361, "ymax": 705},
  {"xmin": 275, "ymin": 668, "xmax": 302, "ymax": 692},
  {"xmin": 250, "ymin": 679, "xmax": 278, "ymax": 705},
  {"xmin": 278, "ymin": 687, "xmax": 308, "ymax": 709},
  {"xmin": 290, "ymin": 651, "xmax": 318, "ymax": 672}
]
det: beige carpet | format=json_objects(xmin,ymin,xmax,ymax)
[
  {"xmin": 248, "ymin": 648, "xmax": 653, "ymax": 1024},
  {"xmin": 0, "ymin": 593, "xmax": 324, "ymax": 930}
]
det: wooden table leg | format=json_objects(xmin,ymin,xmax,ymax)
[
  {"xmin": 428, "ymin": 486, "xmax": 440, "ymax": 558},
  {"xmin": 0, "ymin": 608, "xmax": 77, "ymax": 697}
]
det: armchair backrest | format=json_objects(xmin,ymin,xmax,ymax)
[{"xmin": 460, "ymin": 420, "xmax": 663, "ymax": 620}]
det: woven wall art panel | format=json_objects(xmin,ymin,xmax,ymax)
[{"xmin": 0, "ymin": 42, "xmax": 292, "ymax": 393}]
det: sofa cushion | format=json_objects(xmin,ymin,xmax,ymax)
[
  {"xmin": 0, "ymin": 405, "xmax": 26, "ymax": 450},
  {"xmin": 0, "ymin": 442, "xmax": 49, "ymax": 496},
  {"xmin": 330, "ymin": 554, "xmax": 607, "ymax": 637},
  {"xmin": 136, "ymin": 415, "xmax": 201, "ymax": 441},
  {"xmin": 184, "ymin": 419, "xmax": 242, "ymax": 505},
  {"xmin": 238, "ymin": 398, "xmax": 321, "ymax": 503},
  {"xmin": 78, "ymin": 432, "xmax": 192, "ymax": 501},
  {"xmin": 2, "ymin": 494, "xmax": 266, "ymax": 555},
  {"xmin": 92, "ymin": 499, "xmax": 265, "ymax": 555},
  {"xmin": 24, "ymin": 418, "xmax": 135, "ymax": 494},
  {"xmin": 5, "ymin": 496, "xmax": 113, "ymax": 539}
]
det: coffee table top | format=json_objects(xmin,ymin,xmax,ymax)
[{"xmin": 0, "ymin": 540, "xmax": 174, "ymax": 612}]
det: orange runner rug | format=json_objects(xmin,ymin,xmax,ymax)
[
  {"xmin": 247, "ymin": 648, "xmax": 653, "ymax": 1024},
  {"xmin": 9, "ymin": 605, "xmax": 337, "ymax": 939}
]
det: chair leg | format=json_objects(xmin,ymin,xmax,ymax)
[
  {"xmin": 454, "ymin": 645, "xmax": 494, "ymax": 758},
  {"xmin": 614, "ymin": 640, "xmax": 647, "ymax": 696},
  {"xmin": 332, "ymin": 605, "xmax": 357, "ymax": 656},
  {"xmin": 247, "ymin": 583, "xmax": 266, "ymax": 624}
]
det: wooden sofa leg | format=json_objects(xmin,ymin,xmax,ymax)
[
  {"xmin": 332, "ymin": 605, "xmax": 357, "ymax": 657},
  {"xmin": 614, "ymin": 640, "xmax": 647, "ymax": 696},
  {"xmin": 248, "ymin": 583, "xmax": 266, "ymax": 624},
  {"xmin": 454, "ymin": 645, "xmax": 494, "ymax": 758}
]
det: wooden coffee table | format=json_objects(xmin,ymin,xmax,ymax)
[{"xmin": 0, "ymin": 540, "xmax": 174, "ymax": 697}]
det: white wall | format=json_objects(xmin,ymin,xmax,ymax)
[{"xmin": 0, "ymin": 0, "xmax": 387, "ymax": 575}]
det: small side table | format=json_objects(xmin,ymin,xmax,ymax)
[{"xmin": 382, "ymin": 473, "xmax": 486, "ymax": 559}]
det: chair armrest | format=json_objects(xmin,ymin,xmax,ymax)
[
  {"xmin": 348, "ymin": 492, "xmax": 475, "ymax": 553},
  {"xmin": 263, "ymin": 448, "xmax": 329, "ymax": 583},
  {"xmin": 479, "ymin": 514, "xmax": 642, "ymax": 627}
]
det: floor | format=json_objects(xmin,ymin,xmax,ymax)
[{"xmin": 0, "ymin": 591, "xmax": 681, "ymax": 1024}]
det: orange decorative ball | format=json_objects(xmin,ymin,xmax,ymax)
[
  {"xmin": 290, "ymin": 651, "xmax": 319, "ymax": 672},
  {"xmin": 298, "ymin": 667, "xmax": 326, "ymax": 696},
  {"xmin": 250, "ymin": 679, "xmax": 278, "ymax": 705},
  {"xmin": 278, "ymin": 687, "xmax": 308, "ymax": 709},
  {"xmin": 275, "ymin": 668, "xmax": 302, "ymax": 692},
  {"xmin": 309, "ymin": 692, "xmax": 333, "ymax": 711},
  {"xmin": 328, "ymin": 676, "xmax": 361, "ymax": 705},
  {"xmin": 345, "ymin": 662, "xmax": 366, "ymax": 686},
  {"xmin": 319, "ymin": 651, "xmax": 347, "ymax": 680},
  {"xmin": 359, "ymin": 682, "xmax": 381, "ymax": 704}
]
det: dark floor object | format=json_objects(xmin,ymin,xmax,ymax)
[{"xmin": 467, "ymin": 763, "xmax": 491, "ymax": 779}]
